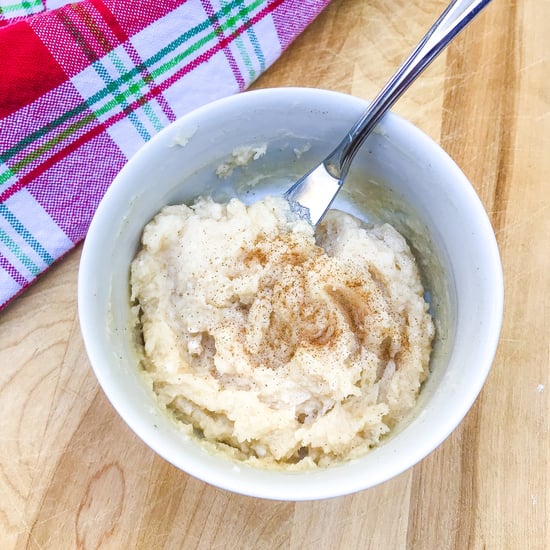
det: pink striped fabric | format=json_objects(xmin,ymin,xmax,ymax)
[{"xmin": 0, "ymin": 0, "xmax": 331, "ymax": 310}]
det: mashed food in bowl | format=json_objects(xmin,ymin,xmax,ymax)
[{"xmin": 130, "ymin": 196, "xmax": 434, "ymax": 468}]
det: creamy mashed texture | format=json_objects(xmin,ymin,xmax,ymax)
[{"xmin": 130, "ymin": 196, "xmax": 434, "ymax": 468}]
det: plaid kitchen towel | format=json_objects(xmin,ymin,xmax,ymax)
[{"xmin": 0, "ymin": 0, "xmax": 331, "ymax": 310}]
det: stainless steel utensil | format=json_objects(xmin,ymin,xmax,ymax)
[{"xmin": 284, "ymin": 0, "xmax": 492, "ymax": 225}]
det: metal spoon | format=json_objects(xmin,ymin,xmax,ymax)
[{"xmin": 284, "ymin": 0, "xmax": 492, "ymax": 226}]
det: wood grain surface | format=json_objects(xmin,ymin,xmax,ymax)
[{"xmin": 1, "ymin": 0, "xmax": 548, "ymax": 548}]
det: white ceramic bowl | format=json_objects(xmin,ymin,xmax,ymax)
[{"xmin": 78, "ymin": 87, "xmax": 503, "ymax": 500}]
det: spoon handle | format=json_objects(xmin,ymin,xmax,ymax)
[
  {"xmin": 285, "ymin": 0, "xmax": 492, "ymax": 225},
  {"xmin": 326, "ymin": 0, "xmax": 492, "ymax": 179}
]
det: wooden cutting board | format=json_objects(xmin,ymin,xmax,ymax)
[{"xmin": 2, "ymin": 0, "xmax": 549, "ymax": 547}]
